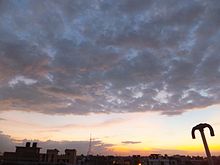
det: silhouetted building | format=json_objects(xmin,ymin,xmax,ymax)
[
  {"xmin": 2, "ymin": 142, "xmax": 76, "ymax": 165},
  {"xmin": 0, "ymin": 154, "xmax": 3, "ymax": 164},
  {"xmin": 57, "ymin": 149, "xmax": 77, "ymax": 165},
  {"xmin": 46, "ymin": 149, "xmax": 59, "ymax": 163},
  {"xmin": 143, "ymin": 154, "xmax": 177, "ymax": 165},
  {"xmin": 3, "ymin": 142, "xmax": 41, "ymax": 162}
]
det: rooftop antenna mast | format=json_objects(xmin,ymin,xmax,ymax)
[{"xmin": 87, "ymin": 133, "xmax": 92, "ymax": 156}]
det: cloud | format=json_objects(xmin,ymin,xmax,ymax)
[
  {"xmin": 9, "ymin": 76, "xmax": 37, "ymax": 87},
  {"xmin": 56, "ymin": 118, "xmax": 126, "ymax": 129},
  {"xmin": 34, "ymin": 140, "xmax": 114, "ymax": 155},
  {"xmin": 121, "ymin": 141, "xmax": 142, "ymax": 144},
  {"xmin": 0, "ymin": 131, "xmax": 113, "ymax": 155},
  {"xmin": 0, "ymin": 131, "xmax": 15, "ymax": 153},
  {"xmin": 0, "ymin": 0, "xmax": 220, "ymax": 115}
]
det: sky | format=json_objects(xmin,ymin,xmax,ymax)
[{"xmin": 0, "ymin": 0, "xmax": 220, "ymax": 156}]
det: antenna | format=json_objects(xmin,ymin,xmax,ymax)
[{"xmin": 87, "ymin": 133, "xmax": 92, "ymax": 156}]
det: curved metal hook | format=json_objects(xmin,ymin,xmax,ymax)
[
  {"xmin": 206, "ymin": 124, "xmax": 215, "ymax": 137},
  {"xmin": 191, "ymin": 123, "xmax": 215, "ymax": 139},
  {"xmin": 191, "ymin": 126, "xmax": 197, "ymax": 139}
]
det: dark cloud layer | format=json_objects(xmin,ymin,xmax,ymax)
[{"xmin": 0, "ymin": 0, "xmax": 220, "ymax": 115}]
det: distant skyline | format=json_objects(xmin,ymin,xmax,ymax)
[{"xmin": 0, "ymin": 0, "xmax": 220, "ymax": 156}]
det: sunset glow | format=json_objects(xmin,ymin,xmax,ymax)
[{"xmin": 1, "ymin": 105, "xmax": 220, "ymax": 155}]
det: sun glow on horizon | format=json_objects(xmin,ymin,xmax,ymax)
[{"xmin": 1, "ymin": 104, "xmax": 220, "ymax": 155}]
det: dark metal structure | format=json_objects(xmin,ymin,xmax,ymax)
[{"xmin": 192, "ymin": 123, "xmax": 215, "ymax": 165}]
